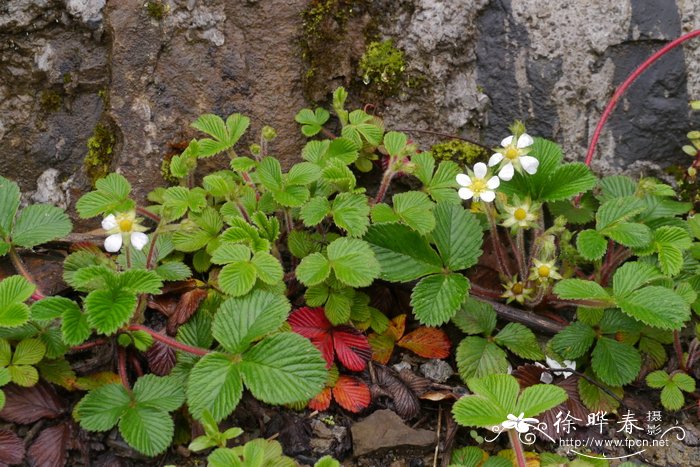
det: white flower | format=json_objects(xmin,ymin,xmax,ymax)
[
  {"xmin": 456, "ymin": 162, "xmax": 500, "ymax": 202},
  {"xmin": 488, "ymin": 133, "xmax": 539, "ymax": 181},
  {"xmin": 546, "ymin": 356, "xmax": 576, "ymax": 379},
  {"xmin": 502, "ymin": 413, "xmax": 539, "ymax": 433},
  {"xmin": 102, "ymin": 211, "xmax": 149, "ymax": 253},
  {"xmin": 528, "ymin": 259, "xmax": 562, "ymax": 283}
]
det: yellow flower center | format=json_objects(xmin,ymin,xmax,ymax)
[
  {"xmin": 512, "ymin": 282, "xmax": 524, "ymax": 294},
  {"xmin": 538, "ymin": 265, "xmax": 551, "ymax": 277},
  {"xmin": 514, "ymin": 208, "xmax": 527, "ymax": 221},
  {"xmin": 505, "ymin": 146, "xmax": 520, "ymax": 160},
  {"xmin": 471, "ymin": 178, "xmax": 487, "ymax": 194},
  {"xmin": 119, "ymin": 219, "xmax": 134, "ymax": 232}
]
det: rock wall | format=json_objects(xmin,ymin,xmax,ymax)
[{"xmin": 1, "ymin": 0, "xmax": 699, "ymax": 206}]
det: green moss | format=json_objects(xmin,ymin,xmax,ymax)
[
  {"xmin": 145, "ymin": 0, "xmax": 168, "ymax": 20},
  {"xmin": 160, "ymin": 157, "xmax": 179, "ymax": 185},
  {"xmin": 358, "ymin": 40, "xmax": 406, "ymax": 95},
  {"xmin": 62, "ymin": 73, "xmax": 73, "ymax": 84},
  {"xmin": 97, "ymin": 89, "xmax": 110, "ymax": 107},
  {"xmin": 84, "ymin": 123, "xmax": 115, "ymax": 187},
  {"xmin": 39, "ymin": 89, "xmax": 62, "ymax": 113},
  {"xmin": 430, "ymin": 139, "xmax": 489, "ymax": 165}
]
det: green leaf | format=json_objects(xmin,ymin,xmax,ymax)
[
  {"xmin": 452, "ymin": 297, "xmax": 497, "ymax": 335},
  {"xmin": 660, "ymin": 385, "xmax": 685, "ymax": 411},
  {"xmin": 191, "ymin": 113, "xmax": 249, "ymax": 157},
  {"xmin": 85, "ymin": 289, "xmax": 137, "ymax": 335},
  {"xmin": 0, "ymin": 175, "xmax": 20, "ymax": 237},
  {"xmin": 553, "ymin": 279, "xmax": 611, "ymax": 302},
  {"xmin": 576, "ymin": 229, "xmax": 607, "ymax": 261},
  {"xmin": 650, "ymin": 226, "xmax": 693, "ymax": 276},
  {"xmin": 11, "ymin": 204, "xmax": 72, "ymax": 249},
  {"xmin": 295, "ymin": 108, "xmax": 330, "ymax": 137},
  {"xmin": 133, "ymin": 374, "xmax": 185, "ymax": 412},
  {"xmin": 119, "ymin": 406, "xmax": 174, "ymax": 456},
  {"xmin": 0, "ymin": 276, "xmax": 35, "ymax": 328},
  {"xmin": 598, "ymin": 175, "xmax": 636, "ymax": 201},
  {"xmin": 187, "ymin": 352, "xmax": 243, "ymax": 422},
  {"xmin": 257, "ymin": 157, "xmax": 283, "ymax": 191},
  {"xmin": 591, "ymin": 337, "xmax": 641, "ymax": 386},
  {"xmin": 300, "ymin": 197, "xmax": 331, "ymax": 227},
  {"xmin": 515, "ymin": 384, "xmax": 568, "ymax": 418},
  {"xmin": 673, "ymin": 373, "xmax": 696, "ymax": 392},
  {"xmin": 466, "ymin": 373, "xmax": 521, "ymax": 416},
  {"xmin": 218, "ymin": 262, "xmax": 257, "ymax": 297},
  {"xmin": 364, "ymin": 223, "xmax": 442, "ymax": 282},
  {"xmin": 12, "ymin": 338, "xmax": 45, "ymax": 365},
  {"xmin": 213, "ymin": 290, "xmax": 290, "ymax": 354},
  {"xmin": 162, "ymin": 187, "xmax": 207, "ymax": 220},
  {"xmin": 411, "ymin": 273, "xmax": 469, "ymax": 326},
  {"xmin": 578, "ymin": 372, "xmax": 622, "ymax": 413},
  {"xmin": 30, "ymin": 297, "xmax": 77, "ymax": 321},
  {"xmin": 155, "ymin": 261, "xmax": 192, "ymax": 281},
  {"xmin": 272, "ymin": 184, "xmax": 310, "ymax": 208},
  {"xmin": 241, "ymin": 333, "xmax": 327, "ymax": 404},
  {"xmin": 540, "ymin": 163, "xmax": 597, "ymax": 201},
  {"xmin": 76, "ymin": 173, "xmax": 133, "ymax": 218},
  {"xmin": 296, "ymin": 252, "xmax": 331, "ymax": 286},
  {"xmin": 645, "ymin": 370, "xmax": 670, "ymax": 388},
  {"xmin": 456, "ymin": 336, "xmax": 509, "ymax": 381},
  {"xmin": 331, "ymin": 193, "xmax": 370, "ymax": 237},
  {"xmin": 8, "ymin": 364, "xmax": 38, "ymax": 386},
  {"xmin": 452, "ymin": 393, "xmax": 507, "ymax": 428},
  {"xmin": 603, "ymin": 222, "xmax": 652, "ymax": 248},
  {"xmin": 251, "ymin": 252, "xmax": 283, "ymax": 285},
  {"xmin": 432, "ymin": 203, "xmax": 483, "ymax": 271},
  {"xmin": 383, "ymin": 131, "xmax": 408, "ymax": 157},
  {"xmin": 62, "ymin": 304, "xmax": 91, "ymax": 346},
  {"xmin": 287, "ymin": 162, "xmax": 321, "ymax": 185},
  {"xmin": 118, "ymin": 269, "xmax": 163, "ymax": 294},
  {"xmin": 494, "ymin": 323, "xmax": 544, "ymax": 360},
  {"xmin": 326, "ymin": 238, "xmax": 380, "ymax": 287},
  {"xmin": 551, "ymin": 322, "xmax": 596, "ymax": 359},
  {"xmin": 0, "ymin": 339, "xmax": 10, "ymax": 367},
  {"xmin": 77, "ymin": 383, "xmax": 131, "ymax": 431},
  {"xmin": 612, "ymin": 262, "xmax": 664, "ymax": 297},
  {"xmin": 596, "ymin": 196, "xmax": 645, "ymax": 230},
  {"xmin": 548, "ymin": 195, "xmax": 596, "ymax": 225},
  {"xmin": 211, "ymin": 244, "xmax": 251, "ymax": 265},
  {"xmin": 616, "ymin": 286, "xmax": 690, "ymax": 329},
  {"xmin": 324, "ymin": 287, "xmax": 354, "ymax": 325}
]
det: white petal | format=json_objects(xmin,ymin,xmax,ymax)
[
  {"xmin": 102, "ymin": 214, "xmax": 118, "ymax": 230},
  {"xmin": 520, "ymin": 156, "xmax": 539, "ymax": 174},
  {"xmin": 500, "ymin": 135, "xmax": 514, "ymax": 147},
  {"xmin": 104, "ymin": 234, "xmax": 123, "ymax": 252},
  {"xmin": 517, "ymin": 133, "xmax": 534, "ymax": 148},
  {"xmin": 515, "ymin": 421, "xmax": 530, "ymax": 433},
  {"xmin": 486, "ymin": 175, "xmax": 500, "ymax": 190},
  {"xmin": 488, "ymin": 153, "xmax": 504, "ymax": 166},
  {"xmin": 480, "ymin": 190, "xmax": 496, "ymax": 203},
  {"xmin": 130, "ymin": 232, "xmax": 149, "ymax": 251},
  {"xmin": 473, "ymin": 162, "xmax": 487, "ymax": 178},
  {"xmin": 507, "ymin": 414, "xmax": 519, "ymax": 421},
  {"xmin": 523, "ymin": 417, "xmax": 539, "ymax": 424},
  {"xmin": 458, "ymin": 188, "xmax": 474, "ymax": 200},
  {"xmin": 539, "ymin": 372, "xmax": 554, "ymax": 384},
  {"xmin": 545, "ymin": 356, "xmax": 562, "ymax": 369},
  {"xmin": 502, "ymin": 420, "xmax": 517, "ymax": 430},
  {"xmin": 456, "ymin": 173, "xmax": 471, "ymax": 187},
  {"xmin": 498, "ymin": 163, "xmax": 514, "ymax": 181}
]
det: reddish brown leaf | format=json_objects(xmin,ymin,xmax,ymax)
[
  {"xmin": 368, "ymin": 333, "xmax": 395, "ymax": 365},
  {"xmin": 167, "ymin": 288, "xmax": 208, "ymax": 334},
  {"xmin": 0, "ymin": 430, "xmax": 25, "ymax": 465},
  {"xmin": 145, "ymin": 339, "xmax": 176, "ymax": 376},
  {"xmin": 308, "ymin": 387, "xmax": 332, "ymax": 412},
  {"xmin": 27, "ymin": 423, "xmax": 70, "ymax": 467},
  {"xmin": 332, "ymin": 376, "xmax": 370, "ymax": 413},
  {"xmin": 332, "ymin": 325, "xmax": 371, "ymax": 371},
  {"xmin": 0, "ymin": 382, "xmax": 65, "ymax": 424},
  {"xmin": 288, "ymin": 307, "xmax": 330, "ymax": 339},
  {"xmin": 386, "ymin": 314, "xmax": 406, "ymax": 341},
  {"xmin": 373, "ymin": 365, "xmax": 420, "ymax": 419},
  {"xmin": 397, "ymin": 327, "xmax": 451, "ymax": 359}
]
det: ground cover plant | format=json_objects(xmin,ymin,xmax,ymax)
[{"xmin": 0, "ymin": 82, "xmax": 698, "ymax": 466}]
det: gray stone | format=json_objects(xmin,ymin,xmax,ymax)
[
  {"xmin": 351, "ymin": 409, "xmax": 435, "ymax": 457},
  {"xmin": 419, "ymin": 359, "xmax": 454, "ymax": 383}
]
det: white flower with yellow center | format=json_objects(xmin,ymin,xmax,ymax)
[
  {"xmin": 528, "ymin": 259, "xmax": 562, "ymax": 283},
  {"xmin": 102, "ymin": 211, "xmax": 149, "ymax": 252},
  {"xmin": 456, "ymin": 162, "xmax": 500, "ymax": 202},
  {"xmin": 501, "ymin": 198, "xmax": 539, "ymax": 230},
  {"xmin": 488, "ymin": 134, "xmax": 539, "ymax": 181}
]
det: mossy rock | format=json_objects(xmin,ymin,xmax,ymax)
[
  {"xmin": 430, "ymin": 139, "xmax": 489, "ymax": 165},
  {"xmin": 84, "ymin": 123, "xmax": 115, "ymax": 187}
]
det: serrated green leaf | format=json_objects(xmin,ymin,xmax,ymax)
[
  {"xmin": 162, "ymin": 187, "xmax": 207, "ymax": 220},
  {"xmin": 432, "ymin": 203, "xmax": 482, "ymax": 271},
  {"xmin": 596, "ymin": 196, "xmax": 645, "ymax": 230},
  {"xmin": 272, "ymin": 184, "xmax": 310, "ymax": 207},
  {"xmin": 77, "ymin": 383, "xmax": 131, "ymax": 431},
  {"xmin": 300, "ymin": 197, "xmax": 331, "ymax": 227},
  {"xmin": 0, "ymin": 176, "xmax": 20, "ymax": 237},
  {"xmin": 295, "ymin": 108, "xmax": 330, "ymax": 137},
  {"xmin": 213, "ymin": 290, "xmax": 290, "ymax": 354},
  {"xmin": 603, "ymin": 222, "xmax": 652, "ymax": 248},
  {"xmin": 218, "ymin": 262, "xmax": 257, "ymax": 297},
  {"xmin": 61, "ymin": 304, "xmax": 90, "ymax": 346},
  {"xmin": 155, "ymin": 261, "xmax": 192, "ymax": 281},
  {"xmin": 191, "ymin": 113, "xmax": 249, "ymax": 157},
  {"xmin": 411, "ymin": 273, "xmax": 469, "ymax": 326},
  {"xmin": 387, "ymin": 191, "xmax": 435, "ymax": 235},
  {"xmin": 251, "ymin": 252, "xmax": 283, "ymax": 285},
  {"xmin": 452, "ymin": 393, "xmax": 506, "ymax": 428},
  {"xmin": 296, "ymin": 252, "xmax": 331, "ymax": 286},
  {"xmin": 540, "ymin": 163, "xmax": 596, "ymax": 201},
  {"xmin": 287, "ymin": 162, "xmax": 321, "ymax": 185},
  {"xmin": 466, "ymin": 373, "xmax": 521, "ymax": 415},
  {"xmin": 324, "ymin": 287, "xmax": 354, "ymax": 325},
  {"xmin": 515, "ymin": 384, "xmax": 568, "ymax": 418},
  {"xmin": 12, "ymin": 338, "xmax": 45, "ymax": 365},
  {"xmin": 257, "ymin": 157, "xmax": 284, "ymax": 191},
  {"xmin": 0, "ymin": 339, "xmax": 10, "ymax": 367},
  {"xmin": 672, "ymin": 373, "xmax": 696, "ymax": 392},
  {"xmin": 617, "ymin": 286, "xmax": 690, "ymax": 329},
  {"xmin": 76, "ymin": 173, "xmax": 133, "ymax": 218},
  {"xmin": 211, "ymin": 243, "xmax": 251, "ymax": 265},
  {"xmin": 452, "ymin": 297, "xmax": 497, "ymax": 335},
  {"xmin": 11, "ymin": 204, "xmax": 72, "ymax": 249},
  {"xmin": 118, "ymin": 269, "xmax": 163, "ymax": 294},
  {"xmin": 8, "ymin": 364, "xmax": 38, "ymax": 386},
  {"xmin": 30, "ymin": 297, "xmax": 78, "ymax": 321},
  {"xmin": 551, "ymin": 321, "xmax": 596, "ymax": 359},
  {"xmin": 591, "ymin": 337, "xmax": 641, "ymax": 386},
  {"xmin": 133, "ymin": 374, "xmax": 185, "ymax": 411},
  {"xmin": 203, "ymin": 174, "xmax": 234, "ymax": 197},
  {"xmin": 119, "ymin": 406, "xmax": 174, "ymax": 456},
  {"xmin": 576, "ymin": 229, "xmax": 607, "ymax": 261},
  {"xmin": 85, "ymin": 289, "xmax": 137, "ymax": 335},
  {"xmin": 553, "ymin": 279, "xmax": 611, "ymax": 302},
  {"xmin": 456, "ymin": 336, "xmax": 508, "ymax": 381},
  {"xmin": 326, "ymin": 238, "xmax": 380, "ymax": 287},
  {"xmin": 331, "ymin": 192, "xmax": 370, "ymax": 237},
  {"xmin": 187, "ymin": 352, "xmax": 243, "ymax": 422},
  {"xmin": 241, "ymin": 333, "xmax": 327, "ymax": 404},
  {"xmin": 645, "ymin": 370, "xmax": 670, "ymax": 388},
  {"xmin": 612, "ymin": 262, "xmax": 664, "ymax": 297},
  {"xmin": 598, "ymin": 175, "xmax": 636, "ymax": 202},
  {"xmin": 494, "ymin": 323, "xmax": 544, "ymax": 360},
  {"xmin": 364, "ymin": 223, "xmax": 442, "ymax": 282},
  {"xmin": 0, "ymin": 275, "xmax": 35, "ymax": 328},
  {"xmin": 383, "ymin": 131, "xmax": 407, "ymax": 157},
  {"xmin": 660, "ymin": 384, "xmax": 685, "ymax": 411}
]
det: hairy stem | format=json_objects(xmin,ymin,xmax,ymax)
[
  {"xmin": 484, "ymin": 204, "xmax": 512, "ymax": 278},
  {"xmin": 472, "ymin": 296, "xmax": 565, "ymax": 334},
  {"xmin": 127, "ymin": 325, "xmax": 209, "ymax": 356},
  {"xmin": 136, "ymin": 206, "xmax": 161, "ymax": 224},
  {"xmin": 515, "ymin": 229, "xmax": 527, "ymax": 280},
  {"xmin": 374, "ymin": 168, "xmax": 395, "ymax": 204},
  {"xmin": 70, "ymin": 338, "xmax": 108, "ymax": 352},
  {"xmin": 118, "ymin": 346, "xmax": 130, "ymax": 390},
  {"xmin": 674, "ymin": 330, "xmax": 687, "ymax": 372},
  {"xmin": 8, "ymin": 246, "xmax": 45, "ymax": 300},
  {"xmin": 508, "ymin": 429, "xmax": 527, "ymax": 467}
]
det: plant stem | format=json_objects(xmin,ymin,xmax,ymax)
[
  {"xmin": 674, "ymin": 330, "xmax": 687, "ymax": 372},
  {"xmin": 473, "ymin": 296, "xmax": 565, "ymax": 334},
  {"xmin": 507, "ymin": 429, "xmax": 527, "ymax": 467},
  {"xmin": 70, "ymin": 338, "xmax": 108, "ymax": 352},
  {"xmin": 515, "ymin": 229, "xmax": 527, "ymax": 280},
  {"xmin": 585, "ymin": 29, "xmax": 700, "ymax": 167},
  {"xmin": 118, "ymin": 346, "xmax": 130, "ymax": 390},
  {"xmin": 8, "ymin": 246, "xmax": 45, "ymax": 300},
  {"xmin": 125, "ymin": 244, "xmax": 132, "ymax": 269},
  {"xmin": 484, "ymin": 204, "xmax": 512, "ymax": 278},
  {"xmin": 136, "ymin": 206, "xmax": 161, "ymax": 224},
  {"xmin": 374, "ymin": 168, "xmax": 395, "ymax": 204},
  {"xmin": 320, "ymin": 128, "xmax": 337, "ymax": 139},
  {"xmin": 127, "ymin": 325, "xmax": 209, "ymax": 356}
]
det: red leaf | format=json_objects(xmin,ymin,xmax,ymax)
[
  {"xmin": 397, "ymin": 327, "xmax": 451, "ymax": 359},
  {"xmin": 333, "ymin": 325, "xmax": 371, "ymax": 371},
  {"xmin": 308, "ymin": 387, "xmax": 332, "ymax": 412},
  {"xmin": 27, "ymin": 423, "xmax": 71, "ymax": 467},
  {"xmin": 145, "ymin": 338, "xmax": 176, "ymax": 376},
  {"xmin": 332, "ymin": 376, "xmax": 370, "ymax": 413},
  {"xmin": 288, "ymin": 307, "xmax": 331, "ymax": 339},
  {"xmin": 0, "ymin": 382, "xmax": 65, "ymax": 424},
  {"xmin": 0, "ymin": 430, "xmax": 24, "ymax": 465}
]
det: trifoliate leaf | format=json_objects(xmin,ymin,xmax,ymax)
[
  {"xmin": 0, "ymin": 175, "xmax": 20, "ymax": 237},
  {"xmin": 494, "ymin": 323, "xmax": 544, "ymax": 360},
  {"xmin": 187, "ymin": 352, "xmax": 243, "ymax": 422},
  {"xmin": 515, "ymin": 384, "xmax": 568, "ymax": 418},
  {"xmin": 326, "ymin": 238, "xmax": 380, "ymax": 288},
  {"xmin": 133, "ymin": 375, "xmax": 185, "ymax": 412},
  {"xmin": 331, "ymin": 193, "xmax": 370, "ymax": 237},
  {"xmin": 411, "ymin": 273, "xmax": 469, "ymax": 326},
  {"xmin": 295, "ymin": 108, "xmax": 330, "ymax": 137},
  {"xmin": 451, "ymin": 297, "xmax": 497, "ymax": 336},
  {"xmin": 76, "ymin": 383, "xmax": 131, "ymax": 431},
  {"xmin": 300, "ymin": 197, "xmax": 331, "ymax": 227},
  {"xmin": 118, "ymin": 406, "xmax": 174, "ymax": 456},
  {"xmin": 11, "ymin": 204, "xmax": 72, "ymax": 249},
  {"xmin": 616, "ymin": 286, "xmax": 690, "ymax": 330},
  {"xmin": 296, "ymin": 253, "xmax": 331, "ymax": 286},
  {"xmin": 591, "ymin": 337, "xmax": 641, "ymax": 386},
  {"xmin": 287, "ymin": 162, "xmax": 321, "ymax": 185},
  {"xmin": 213, "ymin": 290, "xmax": 290, "ymax": 354},
  {"xmin": 84, "ymin": 289, "xmax": 137, "ymax": 335},
  {"xmin": 341, "ymin": 110, "xmax": 383, "ymax": 146},
  {"xmin": 251, "ymin": 252, "xmax": 283, "ymax": 285},
  {"xmin": 612, "ymin": 262, "xmax": 664, "ymax": 297},
  {"xmin": 241, "ymin": 333, "xmax": 327, "ymax": 404},
  {"xmin": 456, "ymin": 336, "xmax": 509, "ymax": 381},
  {"xmin": 553, "ymin": 279, "xmax": 611, "ymax": 303},
  {"xmin": 30, "ymin": 297, "xmax": 78, "ymax": 321},
  {"xmin": 61, "ymin": 304, "xmax": 90, "ymax": 346},
  {"xmin": 576, "ymin": 229, "xmax": 607, "ymax": 261},
  {"xmin": 12, "ymin": 338, "xmax": 45, "ymax": 365},
  {"xmin": 432, "ymin": 203, "xmax": 483, "ymax": 271},
  {"xmin": 540, "ymin": 163, "xmax": 597, "ymax": 201},
  {"xmin": 162, "ymin": 187, "xmax": 207, "ymax": 220},
  {"xmin": 551, "ymin": 322, "xmax": 596, "ymax": 360},
  {"xmin": 364, "ymin": 223, "xmax": 442, "ymax": 282},
  {"xmin": 191, "ymin": 113, "xmax": 249, "ymax": 157},
  {"xmin": 76, "ymin": 173, "xmax": 134, "ymax": 218}
]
